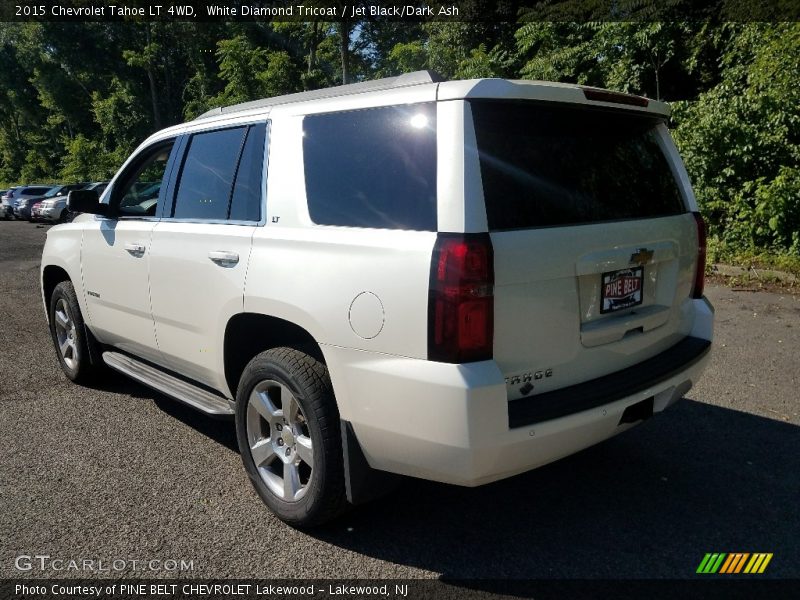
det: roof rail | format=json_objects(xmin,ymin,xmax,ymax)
[{"xmin": 195, "ymin": 70, "xmax": 445, "ymax": 120}]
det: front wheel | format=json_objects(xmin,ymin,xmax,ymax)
[
  {"xmin": 235, "ymin": 347, "xmax": 346, "ymax": 527},
  {"xmin": 48, "ymin": 280, "xmax": 103, "ymax": 383}
]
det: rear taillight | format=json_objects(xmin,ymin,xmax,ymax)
[
  {"xmin": 428, "ymin": 233, "xmax": 494, "ymax": 363},
  {"xmin": 692, "ymin": 212, "xmax": 707, "ymax": 299}
]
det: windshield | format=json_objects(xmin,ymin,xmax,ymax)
[
  {"xmin": 470, "ymin": 101, "xmax": 685, "ymax": 231},
  {"xmin": 43, "ymin": 186, "xmax": 63, "ymax": 198}
]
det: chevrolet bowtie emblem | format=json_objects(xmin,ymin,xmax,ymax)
[{"xmin": 630, "ymin": 248, "xmax": 654, "ymax": 266}]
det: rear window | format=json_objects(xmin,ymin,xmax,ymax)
[
  {"xmin": 470, "ymin": 101, "xmax": 685, "ymax": 231},
  {"xmin": 303, "ymin": 103, "xmax": 437, "ymax": 231},
  {"xmin": 21, "ymin": 187, "xmax": 52, "ymax": 196}
]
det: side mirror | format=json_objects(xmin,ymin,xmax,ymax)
[{"xmin": 67, "ymin": 190, "xmax": 107, "ymax": 216}]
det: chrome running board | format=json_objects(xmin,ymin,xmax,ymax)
[{"xmin": 102, "ymin": 351, "xmax": 235, "ymax": 416}]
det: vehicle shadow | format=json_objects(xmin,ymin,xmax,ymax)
[
  {"xmin": 75, "ymin": 373, "xmax": 800, "ymax": 583},
  {"xmin": 82, "ymin": 371, "xmax": 239, "ymax": 453},
  {"xmin": 153, "ymin": 396, "xmax": 239, "ymax": 453},
  {"xmin": 310, "ymin": 399, "xmax": 800, "ymax": 581}
]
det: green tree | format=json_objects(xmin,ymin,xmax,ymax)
[
  {"xmin": 673, "ymin": 24, "xmax": 800, "ymax": 254},
  {"xmin": 91, "ymin": 77, "xmax": 149, "ymax": 172},
  {"xmin": 60, "ymin": 134, "xmax": 104, "ymax": 182}
]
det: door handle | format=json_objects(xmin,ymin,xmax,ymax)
[
  {"xmin": 124, "ymin": 242, "xmax": 146, "ymax": 256},
  {"xmin": 208, "ymin": 250, "xmax": 239, "ymax": 266}
]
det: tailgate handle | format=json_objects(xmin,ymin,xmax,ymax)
[
  {"xmin": 623, "ymin": 326, "xmax": 644, "ymax": 339},
  {"xmin": 581, "ymin": 305, "xmax": 670, "ymax": 348}
]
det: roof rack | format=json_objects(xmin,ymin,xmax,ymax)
[{"xmin": 195, "ymin": 70, "xmax": 445, "ymax": 121}]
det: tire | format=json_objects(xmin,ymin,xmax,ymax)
[
  {"xmin": 235, "ymin": 347, "xmax": 346, "ymax": 527},
  {"xmin": 48, "ymin": 280, "xmax": 104, "ymax": 384}
]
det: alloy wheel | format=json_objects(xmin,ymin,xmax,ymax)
[
  {"xmin": 246, "ymin": 380, "xmax": 314, "ymax": 502},
  {"xmin": 53, "ymin": 298, "xmax": 79, "ymax": 370}
]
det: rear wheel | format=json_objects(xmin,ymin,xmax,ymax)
[
  {"xmin": 49, "ymin": 281, "xmax": 103, "ymax": 383},
  {"xmin": 235, "ymin": 347, "xmax": 346, "ymax": 527}
]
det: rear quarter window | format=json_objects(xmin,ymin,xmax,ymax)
[
  {"xmin": 303, "ymin": 103, "xmax": 437, "ymax": 231},
  {"xmin": 470, "ymin": 101, "xmax": 685, "ymax": 231}
]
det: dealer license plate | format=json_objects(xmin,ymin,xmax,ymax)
[{"xmin": 600, "ymin": 266, "xmax": 644, "ymax": 314}]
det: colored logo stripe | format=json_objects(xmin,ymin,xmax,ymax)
[
  {"xmin": 746, "ymin": 553, "xmax": 773, "ymax": 574},
  {"xmin": 720, "ymin": 553, "xmax": 749, "ymax": 573},
  {"xmin": 697, "ymin": 553, "xmax": 773, "ymax": 574},
  {"xmin": 697, "ymin": 553, "xmax": 726, "ymax": 573}
]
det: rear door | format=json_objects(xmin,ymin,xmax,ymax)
[
  {"xmin": 469, "ymin": 101, "xmax": 699, "ymax": 400},
  {"xmin": 148, "ymin": 122, "xmax": 267, "ymax": 391}
]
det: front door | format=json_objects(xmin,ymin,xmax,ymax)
[{"xmin": 80, "ymin": 139, "xmax": 178, "ymax": 364}]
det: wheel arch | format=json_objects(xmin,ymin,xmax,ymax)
[
  {"xmin": 42, "ymin": 264, "xmax": 72, "ymax": 311},
  {"xmin": 223, "ymin": 313, "xmax": 326, "ymax": 401}
]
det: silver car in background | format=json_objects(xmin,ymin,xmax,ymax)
[
  {"xmin": 7, "ymin": 185, "xmax": 55, "ymax": 220},
  {"xmin": 40, "ymin": 182, "xmax": 108, "ymax": 223}
]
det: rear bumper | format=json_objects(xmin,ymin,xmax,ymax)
[
  {"xmin": 327, "ymin": 298, "xmax": 713, "ymax": 487},
  {"xmin": 508, "ymin": 336, "xmax": 710, "ymax": 428}
]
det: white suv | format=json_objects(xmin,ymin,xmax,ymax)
[{"xmin": 41, "ymin": 72, "xmax": 713, "ymax": 526}]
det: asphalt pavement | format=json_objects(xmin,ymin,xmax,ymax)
[{"xmin": 1, "ymin": 220, "xmax": 798, "ymax": 581}]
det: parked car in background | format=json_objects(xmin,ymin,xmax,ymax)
[
  {"xmin": 2, "ymin": 187, "xmax": 20, "ymax": 219},
  {"xmin": 10, "ymin": 185, "xmax": 55, "ymax": 220},
  {"xmin": 31, "ymin": 181, "xmax": 89, "ymax": 221},
  {"xmin": 43, "ymin": 181, "xmax": 108, "ymax": 223},
  {"xmin": 31, "ymin": 201, "xmax": 46, "ymax": 221}
]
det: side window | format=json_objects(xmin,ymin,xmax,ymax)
[
  {"xmin": 229, "ymin": 123, "xmax": 266, "ymax": 222},
  {"xmin": 171, "ymin": 123, "xmax": 266, "ymax": 222},
  {"xmin": 302, "ymin": 103, "xmax": 437, "ymax": 231},
  {"xmin": 115, "ymin": 140, "xmax": 175, "ymax": 218}
]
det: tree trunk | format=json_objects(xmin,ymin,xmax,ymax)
[
  {"xmin": 145, "ymin": 25, "xmax": 162, "ymax": 130},
  {"xmin": 339, "ymin": 20, "xmax": 351, "ymax": 84},
  {"xmin": 164, "ymin": 55, "xmax": 173, "ymax": 124},
  {"xmin": 147, "ymin": 68, "xmax": 161, "ymax": 129},
  {"xmin": 12, "ymin": 113, "xmax": 21, "ymax": 143},
  {"xmin": 308, "ymin": 21, "xmax": 319, "ymax": 75},
  {"xmin": 650, "ymin": 50, "xmax": 662, "ymax": 101}
]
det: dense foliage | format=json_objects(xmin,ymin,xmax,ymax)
[{"xmin": 0, "ymin": 21, "xmax": 797, "ymax": 256}]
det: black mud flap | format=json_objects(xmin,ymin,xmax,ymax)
[
  {"xmin": 83, "ymin": 323, "xmax": 105, "ymax": 368},
  {"xmin": 341, "ymin": 420, "xmax": 403, "ymax": 505}
]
